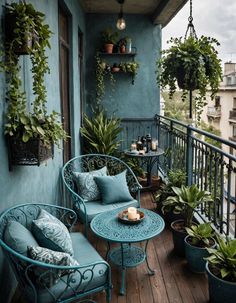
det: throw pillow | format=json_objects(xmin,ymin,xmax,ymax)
[
  {"xmin": 32, "ymin": 209, "xmax": 73, "ymax": 256},
  {"xmin": 73, "ymin": 166, "xmax": 107, "ymax": 201},
  {"xmin": 28, "ymin": 246, "xmax": 79, "ymax": 287},
  {"xmin": 4, "ymin": 221, "xmax": 38, "ymax": 256},
  {"xmin": 94, "ymin": 170, "xmax": 133, "ymax": 204}
]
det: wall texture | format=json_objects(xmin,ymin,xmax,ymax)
[
  {"xmin": 0, "ymin": 0, "xmax": 85, "ymax": 301},
  {"xmin": 85, "ymin": 13, "xmax": 161, "ymax": 118}
]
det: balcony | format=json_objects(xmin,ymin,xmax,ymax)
[{"xmin": 207, "ymin": 106, "xmax": 221, "ymax": 119}]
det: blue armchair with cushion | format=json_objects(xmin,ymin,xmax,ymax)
[
  {"xmin": 62, "ymin": 154, "xmax": 142, "ymax": 236},
  {"xmin": 0, "ymin": 203, "xmax": 112, "ymax": 303}
]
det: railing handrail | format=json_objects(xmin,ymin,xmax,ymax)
[{"xmin": 157, "ymin": 114, "xmax": 236, "ymax": 149}]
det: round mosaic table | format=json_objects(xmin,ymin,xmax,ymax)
[
  {"xmin": 124, "ymin": 149, "xmax": 164, "ymax": 187},
  {"xmin": 90, "ymin": 208, "xmax": 165, "ymax": 295}
]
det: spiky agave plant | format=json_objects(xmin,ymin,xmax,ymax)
[{"xmin": 80, "ymin": 111, "xmax": 122, "ymax": 155}]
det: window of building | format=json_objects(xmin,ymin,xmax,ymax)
[
  {"xmin": 215, "ymin": 96, "xmax": 221, "ymax": 107},
  {"xmin": 233, "ymin": 97, "xmax": 236, "ymax": 110},
  {"xmin": 227, "ymin": 75, "xmax": 236, "ymax": 86},
  {"xmin": 233, "ymin": 125, "xmax": 236, "ymax": 137}
]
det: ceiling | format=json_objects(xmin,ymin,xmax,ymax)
[{"xmin": 80, "ymin": 0, "xmax": 188, "ymax": 27}]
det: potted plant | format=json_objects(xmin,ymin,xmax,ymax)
[
  {"xmin": 101, "ymin": 27, "xmax": 119, "ymax": 54},
  {"xmin": 157, "ymin": 36, "xmax": 222, "ymax": 120},
  {"xmin": 112, "ymin": 63, "xmax": 120, "ymax": 73},
  {"xmin": 1, "ymin": 2, "xmax": 67, "ymax": 169},
  {"xmin": 119, "ymin": 61, "xmax": 139, "ymax": 84},
  {"xmin": 162, "ymin": 184, "xmax": 212, "ymax": 256},
  {"xmin": 205, "ymin": 235, "xmax": 236, "ymax": 303},
  {"xmin": 184, "ymin": 222, "xmax": 216, "ymax": 273},
  {"xmin": 154, "ymin": 169, "xmax": 186, "ymax": 218},
  {"xmin": 80, "ymin": 110, "xmax": 122, "ymax": 155}
]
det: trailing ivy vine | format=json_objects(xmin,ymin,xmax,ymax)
[{"xmin": 1, "ymin": 2, "xmax": 67, "ymax": 146}]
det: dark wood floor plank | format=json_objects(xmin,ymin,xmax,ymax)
[
  {"xmin": 146, "ymin": 238, "xmax": 169, "ymax": 303},
  {"xmin": 153, "ymin": 231, "xmax": 183, "ymax": 303}
]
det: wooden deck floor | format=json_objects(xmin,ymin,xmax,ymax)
[{"xmin": 89, "ymin": 192, "xmax": 209, "ymax": 303}]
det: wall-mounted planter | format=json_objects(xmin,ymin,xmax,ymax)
[{"xmin": 7, "ymin": 136, "xmax": 54, "ymax": 170}]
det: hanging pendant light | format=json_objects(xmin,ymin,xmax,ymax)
[{"xmin": 116, "ymin": 0, "xmax": 126, "ymax": 30}]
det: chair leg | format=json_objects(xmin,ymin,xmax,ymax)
[{"xmin": 106, "ymin": 288, "xmax": 111, "ymax": 303}]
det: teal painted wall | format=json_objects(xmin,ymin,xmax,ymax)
[
  {"xmin": 0, "ymin": 0, "xmax": 85, "ymax": 301},
  {"xmin": 85, "ymin": 14, "xmax": 161, "ymax": 118},
  {"xmin": 0, "ymin": 3, "xmax": 162, "ymax": 302}
]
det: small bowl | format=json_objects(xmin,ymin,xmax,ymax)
[
  {"xmin": 112, "ymin": 67, "xmax": 120, "ymax": 72},
  {"xmin": 118, "ymin": 209, "xmax": 145, "ymax": 225}
]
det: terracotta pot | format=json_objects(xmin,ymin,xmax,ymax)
[
  {"xmin": 112, "ymin": 67, "xmax": 120, "ymax": 72},
  {"xmin": 119, "ymin": 45, "xmax": 126, "ymax": 53},
  {"xmin": 104, "ymin": 43, "xmax": 114, "ymax": 54}
]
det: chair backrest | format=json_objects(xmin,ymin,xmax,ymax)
[
  {"xmin": 62, "ymin": 154, "xmax": 141, "ymax": 198},
  {"xmin": 0, "ymin": 203, "xmax": 77, "ymax": 296}
]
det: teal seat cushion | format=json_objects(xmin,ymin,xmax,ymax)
[
  {"xmin": 32, "ymin": 209, "xmax": 74, "ymax": 256},
  {"xmin": 94, "ymin": 170, "xmax": 133, "ymax": 204},
  {"xmin": 73, "ymin": 166, "xmax": 107, "ymax": 201},
  {"xmin": 77, "ymin": 199, "xmax": 139, "ymax": 222},
  {"xmin": 4, "ymin": 221, "xmax": 38, "ymax": 256},
  {"xmin": 27, "ymin": 232, "xmax": 108, "ymax": 303}
]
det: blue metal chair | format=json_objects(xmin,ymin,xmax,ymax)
[
  {"xmin": 0, "ymin": 203, "xmax": 112, "ymax": 303},
  {"xmin": 62, "ymin": 154, "xmax": 142, "ymax": 237}
]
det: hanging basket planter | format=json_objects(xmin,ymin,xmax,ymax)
[
  {"xmin": 156, "ymin": 0, "xmax": 222, "ymax": 121},
  {"xmin": 7, "ymin": 136, "xmax": 54, "ymax": 170},
  {"xmin": 5, "ymin": 12, "xmax": 38, "ymax": 55},
  {"xmin": 176, "ymin": 66, "xmax": 200, "ymax": 91}
]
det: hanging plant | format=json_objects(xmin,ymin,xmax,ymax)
[
  {"xmin": 1, "ymin": 2, "xmax": 67, "ymax": 148},
  {"xmin": 95, "ymin": 53, "xmax": 116, "ymax": 104},
  {"xmin": 156, "ymin": 0, "xmax": 222, "ymax": 122},
  {"xmin": 119, "ymin": 61, "xmax": 139, "ymax": 84}
]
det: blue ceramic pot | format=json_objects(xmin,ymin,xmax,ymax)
[
  {"xmin": 171, "ymin": 220, "xmax": 186, "ymax": 257},
  {"xmin": 184, "ymin": 235, "xmax": 216, "ymax": 273},
  {"xmin": 206, "ymin": 262, "xmax": 236, "ymax": 303}
]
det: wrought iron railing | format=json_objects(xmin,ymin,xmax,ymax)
[{"xmin": 120, "ymin": 115, "xmax": 236, "ymax": 237}]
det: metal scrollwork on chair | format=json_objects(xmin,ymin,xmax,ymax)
[
  {"xmin": 0, "ymin": 203, "xmax": 112, "ymax": 303},
  {"xmin": 62, "ymin": 154, "xmax": 142, "ymax": 237}
]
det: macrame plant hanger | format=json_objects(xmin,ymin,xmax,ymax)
[{"xmin": 184, "ymin": 0, "xmax": 197, "ymax": 119}]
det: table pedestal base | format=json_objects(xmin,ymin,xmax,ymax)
[{"xmin": 108, "ymin": 243, "xmax": 154, "ymax": 295}]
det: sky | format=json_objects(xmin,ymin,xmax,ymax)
[{"xmin": 162, "ymin": 0, "xmax": 236, "ymax": 64}]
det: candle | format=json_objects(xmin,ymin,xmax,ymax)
[
  {"xmin": 127, "ymin": 207, "xmax": 137, "ymax": 220},
  {"xmin": 131, "ymin": 142, "xmax": 137, "ymax": 151},
  {"xmin": 151, "ymin": 139, "xmax": 158, "ymax": 151}
]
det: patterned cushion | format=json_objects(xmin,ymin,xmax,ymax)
[
  {"xmin": 28, "ymin": 246, "xmax": 79, "ymax": 287},
  {"xmin": 4, "ymin": 221, "xmax": 38, "ymax": 256},
  {"xmin": 94, "ymin": 170, "xmax": 133, "ymax": 205},
  {"xmin": 32, "ymin": 209, "xmax": 73, "ymax": 256},
  {"xmin": 73, "ymin": 166, "xmax": 107, "ymax": 201}
]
